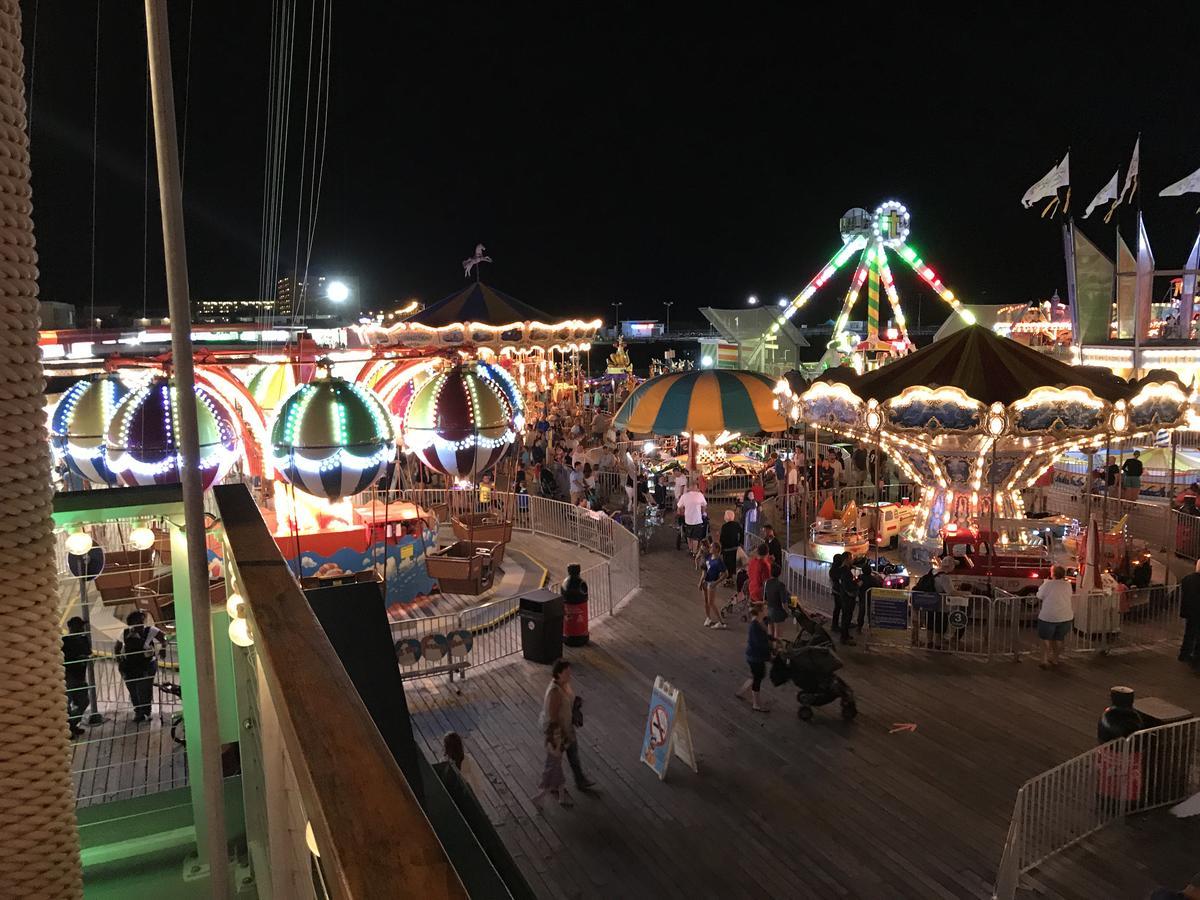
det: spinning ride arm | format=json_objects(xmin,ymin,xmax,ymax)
[
  {"xmin": 894, "ymin": 243, "xmax": 976, "ymax": 327},
  {"xmin": 875, "ymin": 252, "xmax": 914, "ymax": 349},
  {"xmin": 827, "ymin": 250, "xmax": 871, "ymax": 357},
  {"xmin": 750, "ymin": 235, "xmax": 867, "ymax": 370}
]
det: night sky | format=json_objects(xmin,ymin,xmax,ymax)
[{"xmin": 20, "ymin": 2, "xmax": 1200, "ymax": 329}]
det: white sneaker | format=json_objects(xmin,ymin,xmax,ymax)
[
  {"xmin": 714, "ymin": 622, "xmax": 729, "ymax": 630},
  {"xmin": 703, "ymin": 618, "xmax": 714, "ymax": 627}
]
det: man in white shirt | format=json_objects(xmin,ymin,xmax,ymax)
[
  {"xmin": 673, "ymin": 471, "xmax": 688, "ymax": 503},
  {"xmin": 677, "ymin": 486, "xmax": 708, "ymax": 553},
  {"xmin": 1035, "ymin": 565, "xmax": 1074, "ymax": 669}
]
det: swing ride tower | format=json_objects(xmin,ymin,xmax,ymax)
[{"xmin": 750, "ymin": 201, "xmax": 978, "ymax": 373}]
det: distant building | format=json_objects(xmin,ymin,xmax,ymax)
[
  {"xmin": 621, "ymin": 320, "xmax": 664, "ymax": 339},
  {"xmin": 38, "ymin": 301, "xmax": 75, "ymax": 329},
  {"xmin": 194, "ymin": 298, "xmax": 276, "ymax": 323},
  {"xmin": 276, "ymin": 274, "xmax": 359, "ymax": 322}
]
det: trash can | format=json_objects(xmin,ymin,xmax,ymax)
[
  {"xmin": 1133, "ymin": 696, "xmax": 1195, "ymax": 810},
  {"xmin": 519, "ymin": 589, "xmax": 564, "ymax": 664}
]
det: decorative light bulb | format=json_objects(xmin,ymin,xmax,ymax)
[
  {"xmin": 129, "ymin": 526, "xmax": 156, "ymax": 551},
  {"xmin": 65, "ymin": 532, "xmax": 94, "ymax": 557},
  {"xmin": 225, "ymin": 592, "xmax": 246, "ymax": 620},
  {"xmin": 228, "ymin": 617, "xmax": 254, "ymax": 647}
]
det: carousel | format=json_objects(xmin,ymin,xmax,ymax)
[{"xmin": 777, "ymin": 325, "xmax": 1190, "ymax": 568}]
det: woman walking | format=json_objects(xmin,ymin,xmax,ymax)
[
  {"xmin": 540, "ymin": 660, "xmax": 595, "ymax": 790},
  {"xmin": 698, "ymin": 544, "xmax": 727, "ymax": 628},
  {"xmin": 736, "ymin": 604, "xmax": 772, "ymax": 712},
  {"xmin": 531, "ymin": 722, "xmax": 572, "ymax": 809},
  {"xmin": 763, "ymin": 563, "xmax": 789, "ymax": 639}
]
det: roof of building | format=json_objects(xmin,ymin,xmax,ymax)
[
  {"xmin": 410, "ymin": 282, "xmax": 550, "ymax": 327},
  {"xmin": 815, "ymin": 324, "xmax": 1143, "ymax": 404}
]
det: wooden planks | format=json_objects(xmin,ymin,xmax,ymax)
[
  {"xmin": 405, "ymin": 524, "xmax": 1200, "ymax": 900},
  {"xmin": 70, "ymin": 660, "xmax": 187, "ymax": 808}
]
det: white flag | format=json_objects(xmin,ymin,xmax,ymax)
[
  {"xmin": 1022, "ymin": 152, "xmax": 1069, "ymax": 208},
  {"xmin": 1084, "ymin": 169, "xmax": 1119, "ymax": 218},
  {"xmin": 1116, "ymin": 136, "xmax": 1139, "ymax": 204},
  {"xmin": 1160, "ymin": 164, "xmax": 1200, "ymax": 197}
]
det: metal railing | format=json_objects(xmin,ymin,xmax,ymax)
[
  {"xmin": 55, "ymin": 515, "xmax": 188, "ymax": 809},
  {"xmin": 865, "ymin": 588, "xmax": 1020, "ymax": 660},
  {"xmin": 366, "ymin": 490, "xmax": 641, "ymax": 680},
  {"xmin": 858, "ymin": 585, "xmax": 1180, "ymax": 662},
  {"xmin": 1171, "ymin": 507, "xmax": 1200, "ymax": 560},
  {"xmin": 781, "ymin": 551, "xmax": 836, "ymax": 618},
  {"xmin": 994, "ymin": 717, "xmax": 1200, "ymax": 899},
  {"xmin": 1044, "ymin": 485, "xmax": 1169, "ymax": 547}
]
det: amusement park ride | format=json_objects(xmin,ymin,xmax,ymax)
[
  {"xmin": 48, "ymin": 292, "xmax": 601, "ymax": 611},
  {"xmin": 750, "ymin": 201, "xmax": 978, "ymax": 373}
]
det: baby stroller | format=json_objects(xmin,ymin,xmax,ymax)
[
  {"xmin": 719, "ymin": 567, "xmax": 751, "ymax": 622},
  {"xmin": 770, "ymin": 606, "xmax": 858, "ymax": 721}
]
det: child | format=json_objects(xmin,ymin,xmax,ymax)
[
  {"xmin": 698, "ymin": 545, "xmax": 727, "ymax": 628},
  {"xmin": 532, "ymin": 722, "xmax": 572, "ymax": 809}
]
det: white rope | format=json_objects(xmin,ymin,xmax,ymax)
[{"xmin": 0, "ymin": 0, "xmax": 84, "ymax": 893}]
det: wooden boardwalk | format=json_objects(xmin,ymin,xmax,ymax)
[
  {"xmin": 406, "ymin": 538, "xmax": 1200, "ymax": 900},
  {"xmin": 70, "ymin": 658, "xmax": 187, "ymax": 808}
]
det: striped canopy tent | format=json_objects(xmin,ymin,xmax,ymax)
[
  {"xmin": 614, "ymin": 369, "xmax": 786, "ymax": 437},
  {"xmin": 411, "ymin": 282, "xmax": 549, "ymax": 327}
]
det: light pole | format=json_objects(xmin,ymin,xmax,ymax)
[
  {"xmin": 663, "ymin": 301, "xmax": 673, "ymax": 335},
  {"xmin": 747, "ymin": 295, "xmax": 758, "ymax": 306},
  {"xmin": 612, "ymin": 301, "xmax": 622, "ymax": 337}
]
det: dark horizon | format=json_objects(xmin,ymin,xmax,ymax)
[{"xmin": 20, "ymin": 2, "xmax": 1200, "ymax": 331}]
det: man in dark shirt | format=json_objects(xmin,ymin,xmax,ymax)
[
  {"xmin": 719, "ymin": 511, "xmax": 744, "ymax": 586},
  {"xmin": 62, "ymin": 616, "xmax": 92, "ymax": 738},
  {"xmin": 760, "ymin": 524, "xmax": 783, "ymax": 571},
  {"xmin": 856, "ymin": 558, "xmax": 882, "ymax": 633},
  {"xmin": 1120, "ymin": 450, "xmax": 1144, "ymax": 503},
  {"xmin": 1180, "ymin": 559, "xmax": 1200, "ymax": 669}
]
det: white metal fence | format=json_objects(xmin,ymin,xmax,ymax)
[
  {"xmin": 994, "ymin": 717, "xmax": 1200, "ymax": 899},
  {"xmin": 373, "ymin": 490, "xmax": 641, "ymax": 680},
  {"xmin": 861, "ymin": 585, "xmax": 1180, "ymax": 662}
]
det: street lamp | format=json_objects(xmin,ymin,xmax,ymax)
[
  {"xmin": 748, "ymin": 295, "xmax": 758, "ymax": 306},
  {"xmin": 663, "ymin": 301, "xmax": 673, "ymax": 334},
  {"xmin": 326, "ymin": 280, "xmax": 350, "ymax": 303},
  {"xmin": 778, "ymin": 297, "xmax": 789, "ymax": 308}
]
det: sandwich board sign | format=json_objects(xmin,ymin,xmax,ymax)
[{"xmin": 639, "ymin": 676, "xmax": 697, "ymax": 780}]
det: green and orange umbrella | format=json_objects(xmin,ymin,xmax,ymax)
[{"xmin": 614, "ymin": 369, "xmax": 786, "ymax": 437}]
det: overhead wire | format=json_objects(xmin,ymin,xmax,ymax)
[
  {"xmin": 299, "ymin": 0, "xmax": 332, "ymax": 320},
  {"xmin": 89, "ymin": 0, "xmax": 101, "ymax": 333},
  {"xmin": 287, "ymin": 0, "xmax": 319, "ymax": 327}
]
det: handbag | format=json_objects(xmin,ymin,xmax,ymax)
[{"xmin": 571, "ymin": 695, "xmax": 584, "ymax": 729}]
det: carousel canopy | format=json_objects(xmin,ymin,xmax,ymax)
[
  {"xmin": 614, "ymin": 369, "xmax": 786, "ymax": 436},
  {"xmin": 816, "ymin": 324, "xmax": 1144, "ymax": 405},
  {"xmin": 411, "ymin": 282, "xmax": 549, "ymax": 327}
]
